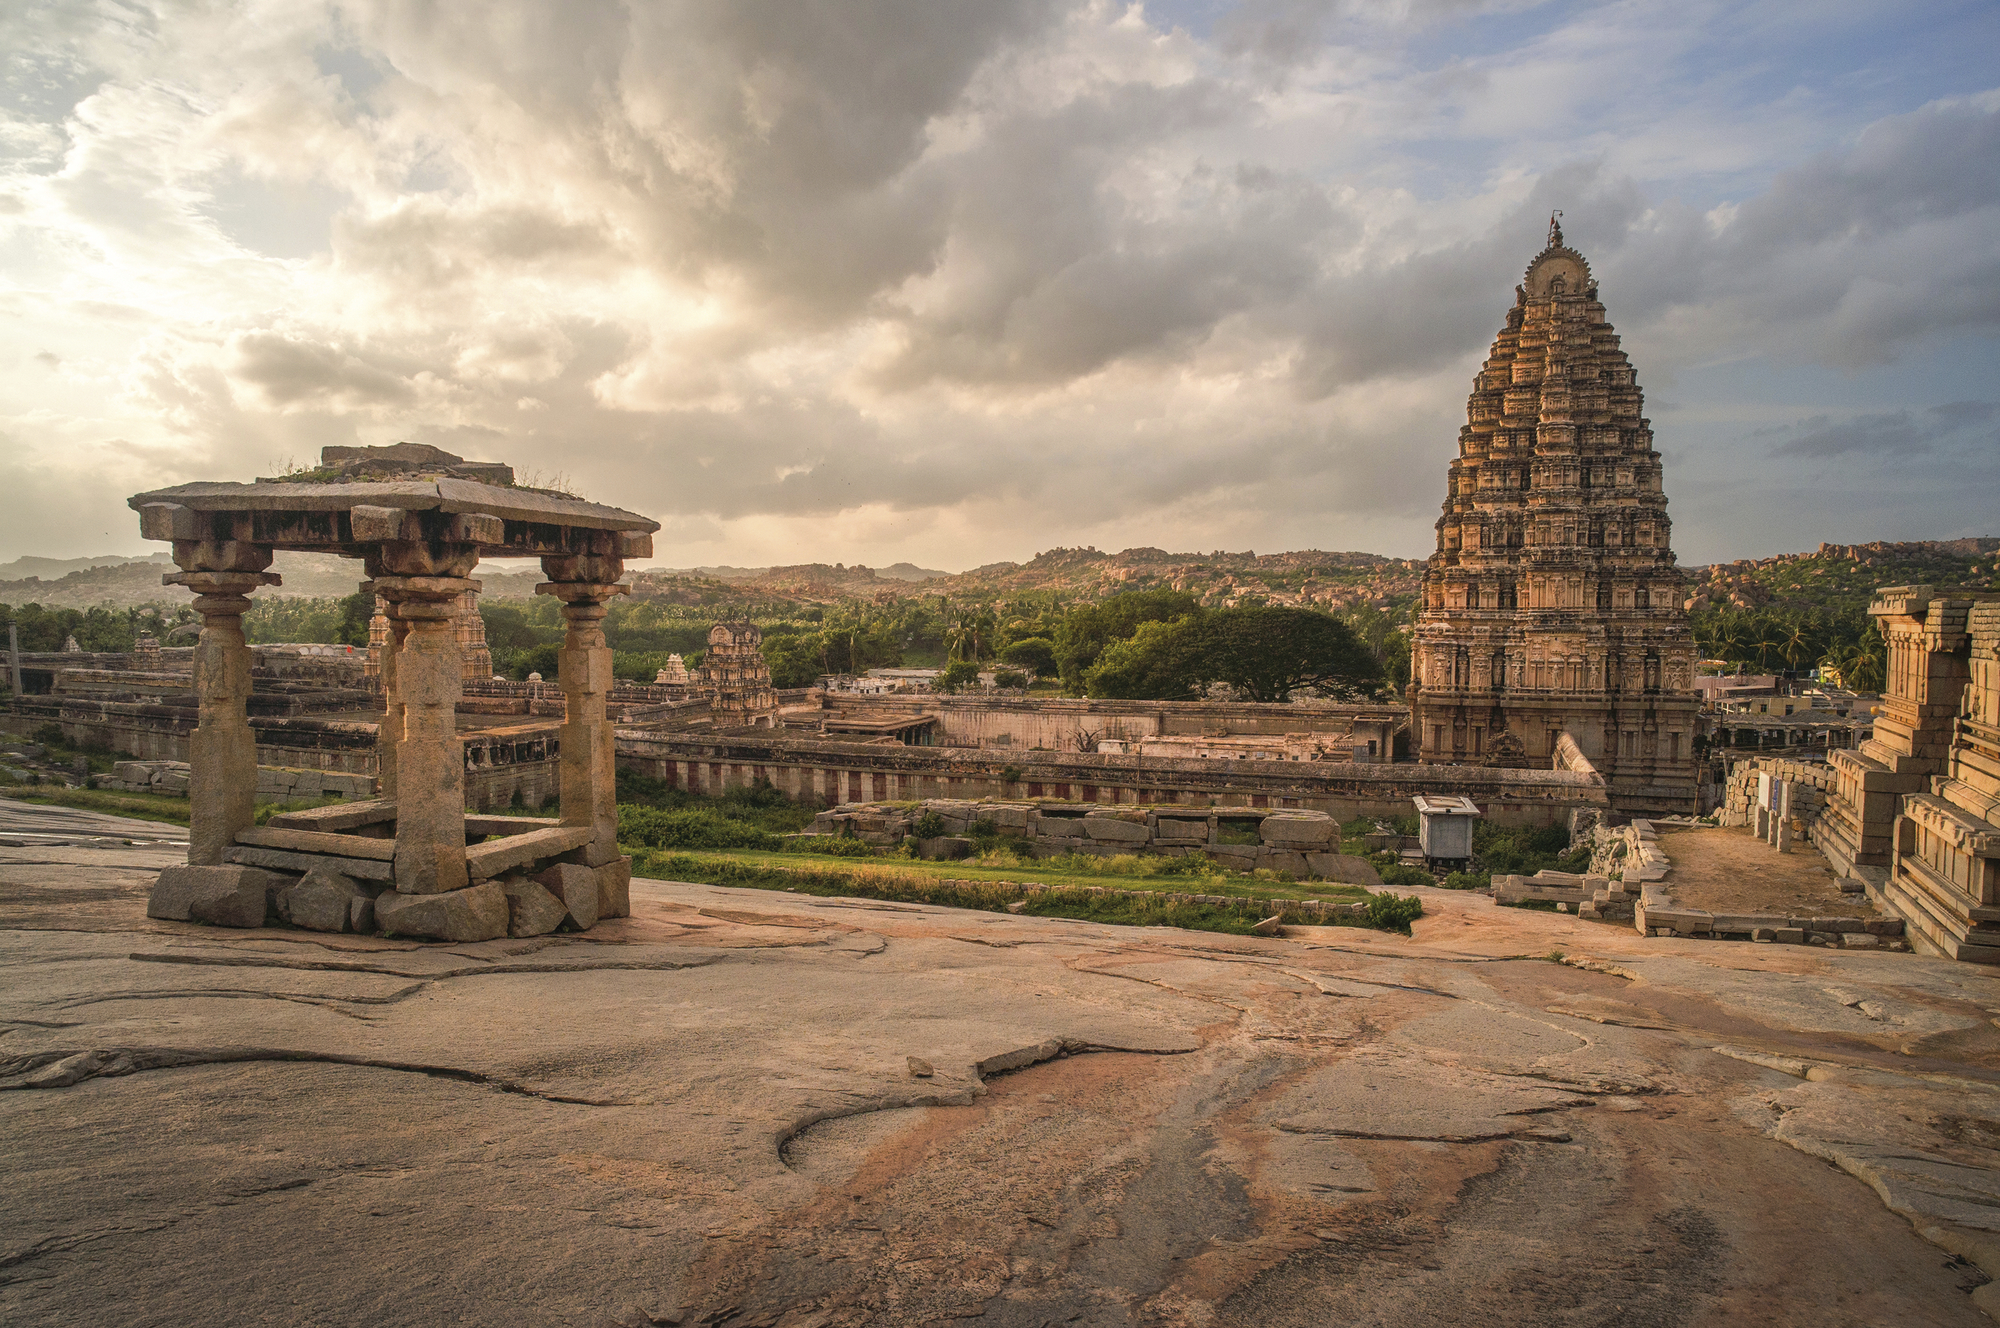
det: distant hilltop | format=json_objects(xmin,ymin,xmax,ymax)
[
  {"xmin": 3, "ymin": 538, "xmax": 1992, "ymax": 615},
  {"xmin": 1682, "ymin": 538, "xmax": 2000, "ymax": 615}
]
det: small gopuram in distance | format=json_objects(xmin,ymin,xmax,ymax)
[
  {"xmin": 1410, "ymin": 218, "xmax": 1699, "ymax": 816},
  {"xmin": 128, "ymin": 443, "xmax": 658, "ymax": 942}
]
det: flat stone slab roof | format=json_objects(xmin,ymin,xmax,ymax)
[{"xmin": 128, "ymin": 476, "xmax": 657, "ymax": 533}]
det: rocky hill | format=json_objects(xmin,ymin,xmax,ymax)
[
  {"xmin": 927, "ymin": 546, "xmax": 1424, "ymax": 610},
  {"xmin": 9, "ymin": 538, "xmax": 1993, "ymax": 621},
  {"xmin": 1683, "ymin": 539, "xmax": 2000, "ymax": 615}
]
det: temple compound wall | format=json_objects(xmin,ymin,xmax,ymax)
[
  {"xmin": 613, "ymin": 730, "xmax": 1607, "ymax": 827},
  {"xmin": 1409, "ymin": 222, "xmax": 1699, "ymax": 816},
  {"xmin": 1812, "ymin": 586, "xmax": 2000, "ymax": 962},
  {"xmin": 815, "ymin": 693, "xmax": 1405, "ymax": 760}
]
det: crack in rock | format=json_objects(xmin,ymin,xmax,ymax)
[
  {"xmin": 55, "ymin": 984, "xmax": 429, "ymax": 1019},
  {"xmin": 774, "ymin": 1035, "xmax": 1196, "ymax": 1168},
  {"xmin": 0, "ymin": 1221, "xmax": 175, "ymax": 1280},
  {"xmin": 127, "ymin": 951, "xmax": 719, "ymax": 982},
  {"xmin": 0, "ymin": 1045, "xmax": 645, "ymax": 1104}
]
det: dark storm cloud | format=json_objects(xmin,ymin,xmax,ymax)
[{"xmin": 1767, "ymin": 401, "xmax": 1997, "ymax": 459}]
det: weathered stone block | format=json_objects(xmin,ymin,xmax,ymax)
[
  {"xmin": 1205, "ymin": 846, "xmax": 1258, "ymax": 871},
  {"xmin": 1303, "ymin": 852, "xmax": 1381, "ymax": 885},
  {"xmin": 276, "ymin": 865, "xmax": 369, "ymax": 933},
  {"xmin": 148, "ymin": 865, "xmax": 280, "ymax": 927},
  {"xmin": 1031, "ymin": 815, "xmax": 1082, "ymax": 838},
  {"xmin": 496, "ymin": 874, "xmax": 567, "ymax": 937},
  {"xmin": 376, "ymin": 882, "xmax": 508, "ymax": 942},
  {"xmin": 596, "ymin": 856, "xmax": 632, "ymax": 919},
  {"xmin": 1157, "ymin": 818, "xmax": 1209, "ymax": 841},
  {"xmin": 915, "ymin": 836, "xmax": 974, "ymax": 860},
  {"xmin": 1259, "ymin": 849, "xmax": 1311, "ymax": 877},
  {"xmin": 1083, "ymin": 817, "xmax": 1149, "ymax": 843},
  {"xmin": 535, "ymin": 863, "xmax": 601, "ymax": 929},
  {"xmin": 1260, "ymin": 815, "xmax": 1337, "ymax": 847}
]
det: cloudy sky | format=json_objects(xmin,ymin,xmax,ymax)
[{"xmin": 2, "ymin": 0, "xmax": 1995, "ymax": 572}]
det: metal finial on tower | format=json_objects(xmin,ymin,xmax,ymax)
[{"xmin": 1548, "ymin": 210, "xmax": 1564, "ymax": 248}]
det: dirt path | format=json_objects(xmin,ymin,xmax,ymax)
[{"xmin": 1659, "ymin": 826, "xmax": 1876, "ymax": 917}]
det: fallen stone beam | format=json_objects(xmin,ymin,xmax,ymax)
[
  {"xmin": 464, "ymin": 825, "xmax": 594, "ymax": 880},
  {"xmin": 265, "ymin": 798, "xmax": 399, "ymax": 832},
  {"xmin": 235, "ymin": 826, "xmax": 399, "ymax": 861},
  {"xmin": 224, "ymin": 845, "xmax": 397, "ymax": 881}
]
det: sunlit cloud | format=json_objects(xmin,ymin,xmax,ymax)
[{"xmin": 0, "ymin": 0, "xmax": 1994, "ymax": 569}]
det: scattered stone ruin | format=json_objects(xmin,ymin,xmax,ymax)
[
  {"xmin": 806, "ymin": 798, "xmax": 1384, "ymax": 883},
  {"xmin": 1411, "ymin": 221, "xmax": 1699, "ymax": 815},
  {"xmin": 1810, "ymin": 585, "xmax": 2000, "ymax": 960},
  {"xmin": 127, "ymin": 443, "xmax": 658, "ymax": 942}
]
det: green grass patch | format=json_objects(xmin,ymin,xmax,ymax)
[
  {"xmin": 635, "ymin": 846, "xmax": 1373, "ymax": 903},
  {"xmin": 626, "ymin": 849, "xmax": 1403, "ymax": 937}
]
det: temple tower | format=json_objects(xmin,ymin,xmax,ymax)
[
  {"xmin": 1410, "ymin": 219, "xmax": 1699, "ymax": 815},
  {"xmin": 699, "ymin": 622, "xmax": 777, "ymax": 728}
]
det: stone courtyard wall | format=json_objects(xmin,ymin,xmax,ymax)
[
  {"xmin": 819, "ymin": 694, "xmax": 1406, "ymax": 757},
  {"xmin": 614, "ymin": 731, "xmax": 1606, "ymax": 826}
]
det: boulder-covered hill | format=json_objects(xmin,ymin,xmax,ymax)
[
  {"xmin": 1682, "ymin": 538, "xmax": 2000, "ymax": 615},
  {"xmin": 928, "ymin": 546, "xmax": 1425, "ymax": 609}
]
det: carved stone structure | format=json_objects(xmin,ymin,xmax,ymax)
[
  {"xmin": 1814, "ymin": 585, "xmax": 2000, "ymax": 961},
  {"xmin": 698, "ymin": 622, "xmax": 777, "ymax": 728},
  {"xmin": 367, "ymin": 586, "xmax": 490, "ymax": 683},
  {"xmin": 1410, "ymin": 225, "xmax": 1698, "ymax": 816},
  {"xmin": 127, "ymin": 444, "xmax": 656, "ymax": 941},
  {"xmin": 654, "ymin": 654, "xmax": 691, "ymax": 686}
]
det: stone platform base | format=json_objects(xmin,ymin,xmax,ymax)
[{"xmin": 146, "ymin": 856, "xmax": 632, "ymax": 942}]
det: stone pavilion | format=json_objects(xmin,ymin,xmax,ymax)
[
  {"xmin": 128, "ymin": 443, "xmax": 659, "ymax": 941},
  {"xmin": 1410, "ymin": 218, "xmax": 1699, "ymax": 815}
]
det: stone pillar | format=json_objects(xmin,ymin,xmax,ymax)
[
  {"xmin": 540, "ymin": 553, "xmax": 626, "ymax": 867},
  {"xmin": 372, "ymin": 575, "xmax": 474, "ymax": 893},
  {"xmin": 375, "ymin": 614, "xmax": 412, "ymax": 798},
  {"xmin": 165, "ymin": 560, "xmax": 278, "ymax": 866}
]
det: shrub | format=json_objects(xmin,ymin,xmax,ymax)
[
  {"xmin": 795, "ymin": 835, "xmax": 877, "ymax": 857},
  {"xmin": 994, "ymin": 670, "xmax": 1027, "ymax": 689},
  {"xmin": 1377, "ymin": 862, "xmax": 1434, "ymax": 887},
  {"xmin": 616, "ymin": 806, "xmax": 781, "ymax": 851},
  {"xmin": 32, "ymin": 723, "xmax": 65, "ymax": 747},
  {"xmin": 913, "ymin": 810, "xmax": 947, "ymax": 839},
  {"xmin": 1365, "ymin": 891, "xmax": 1424, "ymax": 932},
  {"xmin": 1441, "ymin": 870, "xmax": 1490, "ymax": 891},
  {"xmin": 998, "ymin": 765, "xmax": 1024, "ymax": 783}
]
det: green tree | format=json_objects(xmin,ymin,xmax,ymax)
[
  {"xmin": 1198, "ymin": 606, "xmax": 1383, "ymax": 701},
  {"xmin": 936, "ymin": 661, "xmax": 982, "ymax": 693},
  {"xmin": 1052, "ymin": 589, "xmax": 1201, "ymax": 692},
  {"xmin": 1083, "ymin": 607, "xmax": 1382, "ymax": 702},
  {"xmin": 998, "ymin": 635, "xmax": 1057, "ymax": 676},
  {"xmin": 1083, "ymin": 618, "xmax": 1205, "ymax": 699}
]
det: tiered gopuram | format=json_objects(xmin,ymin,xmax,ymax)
[{"xmin": 1411, "ymin": 219, "xmax": 1699, "ymax": 815}]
